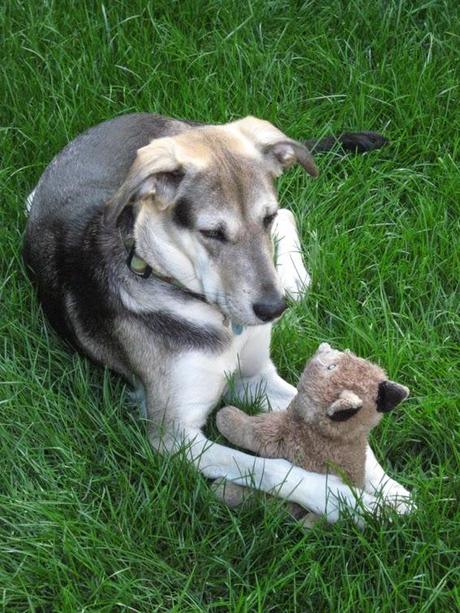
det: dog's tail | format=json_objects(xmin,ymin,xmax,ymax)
[{"xmin": 304, "ymin": 132, "xmax": 388, "ymax": 155}]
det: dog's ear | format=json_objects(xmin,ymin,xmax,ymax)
[
  {"xmin": 327, "ymin": 390, "xmax": 363, "ymax": 422},
  {"xmin": 104, "ymin": 138, "xmax": 184, "ymax": 226},
  {"xmin": 232, "ymin": 116, "xmax": 319, "ymax": 178}
]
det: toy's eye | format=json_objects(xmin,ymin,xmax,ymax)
[{"xmin": 327, "ymin": 364, "xmax": 337, "ymax": 370}]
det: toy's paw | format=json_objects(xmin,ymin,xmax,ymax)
[
  {"xmin": 299, "ymin": 512, "xmax": 323, "ymax": 529},
  {"xmin": 287, "ymin": 503, "xmax": 323, "ymax": 529},
  {"xmin": 216, "ymin": 405, "xmax": 245, "ymax": 439},
  {"xmin": 211, "ymin": 478, "xmax": 249, "ymax": 508}
]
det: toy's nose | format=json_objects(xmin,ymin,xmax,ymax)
[{"xmin": 318, "ymin": 342, "xmax": 332, "ymax": 352}]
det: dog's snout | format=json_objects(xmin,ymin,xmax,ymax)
[{"xmin": 252, "ymin": 295, "xmax": 287, "ymax": 322}]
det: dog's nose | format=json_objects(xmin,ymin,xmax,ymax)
[{"xmin": 253, "ymin": 296, "xmax": 287, "ymax": 322}]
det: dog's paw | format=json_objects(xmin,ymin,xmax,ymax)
[
  {"xmin": 276, "ymin": 239, "xmax": 311, "ymax": 301},
  {"xmin": 278, "ymin": 256, "xmax": 311, "ymax": 301},
  {"xmin": 366, "ymin": 476, "xmax": 416, "ymax": 515},
  {"xmin": 380, "ymin": 483, "xmax": 416, "ymax": 515},
  {"xmin": 316, "ymin": 476, "xmax": 382, "ymax": 527},
  {"xmin": 273, "ymin": 209, "xmax": 311, "ymax": 302}
]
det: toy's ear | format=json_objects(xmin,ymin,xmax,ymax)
[
  {"xmin": 327, "ymin": 390, "xmax": 363, "ymax": 422},
  {"xmin": 377, "ymin": 381, "xmax": 409, "ymax": 412}
]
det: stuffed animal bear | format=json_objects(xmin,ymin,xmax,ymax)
[{"xmin": 216, "ymin": 342, "xmax": 409, "ymax": 503}]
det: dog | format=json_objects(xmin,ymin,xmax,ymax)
[{"xmin": 23, "ymin": 113, "xmax": 413, "ymax": 523}]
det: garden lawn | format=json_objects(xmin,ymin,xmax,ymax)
[{"xmin": 1, "ymin": 1, "xmax": 459, "ymax": 610}]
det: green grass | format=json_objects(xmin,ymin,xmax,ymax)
[{"xmin": 1, "ymin": 0, "xmax": 459, "ymax": 610}]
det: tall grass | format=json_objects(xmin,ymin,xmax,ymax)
[{"xmin": 1, "ymin": 1, "xmax": 459, "ymax": 609}]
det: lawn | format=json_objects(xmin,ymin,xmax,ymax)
[{"xmin": 1, "ymin": 0, "xmax": 459, "ymax": 610}]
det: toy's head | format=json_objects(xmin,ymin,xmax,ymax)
[{"xmin": 292, "ymin": 343, "xmax": 409, "ymax": 438}]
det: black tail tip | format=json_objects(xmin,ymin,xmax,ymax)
[{"xmin": 339, "ymin": 131, "xmax": 389, "ymax": 154}]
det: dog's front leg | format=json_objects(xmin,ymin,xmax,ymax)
[
  {"xmin": 155, "ymin": 425, "xmax": 378, "ymax": 525},
  {"xmin": 226, "ymin": 324, "xmax": 297, "ymax": 412},
  {"xmin": 273, "ymin": 208, "xmax": 311, "ymax": 300},
  {"xmin": 232, "ymin": 358, "xmax": 297, "ymax": 412},
  {"xmin": 142, "ymin": 349, "xmax": 377, "ymax": 524},
  {"xmin": 364, "ymin": 445, "xmax": 415, "ymax": 514}
]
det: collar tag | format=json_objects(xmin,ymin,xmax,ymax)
[{"xmin": 231, "ymin": 322, "xmax": 245, "ymax": 335}]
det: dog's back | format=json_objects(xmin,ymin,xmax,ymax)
[
  {"xmin": 23, "ymin": 113, "xmax": 191, "ymax": 353},
  {"xmin": 25, "ymin": 113, "xmax": 191, "ymax": 226}
]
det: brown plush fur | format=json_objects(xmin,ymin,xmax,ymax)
[{"xmin": 216, "ymin": 343, "xmax": 409, "ymax": 489}]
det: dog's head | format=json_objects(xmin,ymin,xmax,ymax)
[{"xmin": 106, "ymin": 116, "xmax": 318, "ymax": 325}]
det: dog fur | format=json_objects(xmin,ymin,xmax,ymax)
[{"xmin": 23, "ymin": 113, "xmax": 413, "ymax": 523}]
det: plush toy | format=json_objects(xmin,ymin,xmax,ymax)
[{"xmin": 215, "ymin": 342, "xmax": 409, "ymax": 517}]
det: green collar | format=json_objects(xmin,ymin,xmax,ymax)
[{"xmin": 124, "ymin": 238, "xmax": 191, "ymax": 292}]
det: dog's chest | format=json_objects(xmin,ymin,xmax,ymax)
[{"xmin": 219, "ymin": 326, "xmax": 253, "ymax": 372}]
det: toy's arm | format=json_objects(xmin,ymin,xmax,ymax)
[{"xmin": 216, "ymin": 406, "xmax": 269, "ymax": 455}]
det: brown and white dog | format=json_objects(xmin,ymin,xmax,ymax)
[{"xmin": 23, "ymin": 113, "xmax": 412, "ymax": 523}]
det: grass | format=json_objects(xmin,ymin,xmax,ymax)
[{"xmin": 1, "ymin": 0, "xmax": 459, "ymax": 610}]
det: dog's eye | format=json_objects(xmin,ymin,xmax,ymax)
[
  {"xmin": 263, "ymin": 212, "xmax": 277, "ymax": 229},
  {"xmin": 327, "ymin": 364, "xmax": 337, "ymax": 371},
  {"xmin": 199, "ymin": 228, "xmax": 227, "ymax": 242}
]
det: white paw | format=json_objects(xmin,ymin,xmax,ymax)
[
  {"xmin": 126, "ymin": 384, "xmax": 147, "ymax": 417},
  {"xmin": 277, "ymin": 253, "xmax": 311, "ymax": 301},
  {"xmin": 25, "ymin": 188, "xmax": 36, "ymax": 213},
  {"xmin": 273, "ymin": 209, "xmax": 311, "ymax": 301},
  {"xmin": 378, "ymin": 482, "xmax": 416, "ymax": 515},
  {"xmin": 319, "ymin": 476, "xmax": 381, "ymax": 527}
]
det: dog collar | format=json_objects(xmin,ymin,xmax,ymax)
[
  {"xmin": 125, "ymin": 238, "xmax": 179, "ymax": 286},
  {"xmin": 124, "ymin": 238, "xmax": 245, "ymax": 335},
  {"xmin": 124, "ymin": 238, "xmax": 195, "ymax": 294}
]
